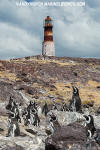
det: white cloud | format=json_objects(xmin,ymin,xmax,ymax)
[{"xmin": 0, "ymin": 22, "xmax": 41, "ymax": 59}]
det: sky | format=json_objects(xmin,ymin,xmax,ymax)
[{"xmin": 0, "ymin": 0, "xmax": 100, "ymax": 59}]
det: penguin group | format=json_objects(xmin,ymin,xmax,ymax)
[
  {"xmin": 5, "ymin": 86, "xmax": 82, "ymax": 137},
  {"xmin": 22, "ymin": 100, "xmax": 40, "ymax": 126},
  {"xmin": 5, "ymin": 86, "xmax": 100, "ymax": 146}
]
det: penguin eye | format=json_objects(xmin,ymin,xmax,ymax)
[{"xmin": 86, "ymin": 117, "xmax": 89, "ymax": 121}]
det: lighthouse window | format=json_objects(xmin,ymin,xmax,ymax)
[{"xmin": 45, "ymin": 20, "xmax": 52, "ymax": 24}]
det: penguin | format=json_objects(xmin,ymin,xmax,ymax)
[
  {"xmin": 13, "ymin": 106, "xmax": 21, "ymax": 123},
  {"xmin": 30, "ymin": 109, "xmax": 35, "ymax": 125},
  {"xmin": 49, "ymin": 113, "xmax": 60, "ymax": 134},
  {"xmin": 7, "ymin": 112, "xmax": 20, "ymax": 137},
  {"xmin": 25, "ymin": 109, "xmax": 31, "ymax": 126},
  {"xmin": 52, "ymin": 103, "xmax": 57, "ymax": 110},
  {"xmin": 33, "ymin": 113, "xmax": 40, "ymax": 126},
  {"xmin": 37, "ymin": 105, "xmax": 42, "ymax": 117},
  {"xmin": 69, "ymin": 86, "xmax": 81, "ymax": 112},
  {"xmin": 42, "ymin": 102, "xmax": 49, "ymax": 116},
  {"xmin": 6, "ymin": 96, "xmax": 14, "ymax": 111},
  {"xmin": 31, "ymin": 108, "xmax": 40, "ymax": 126},
  {"xmin": 6, "ymin": 97, "xmax": 21, "ymax": 123},
  {"xmin": 22, "ymin": 108, "xmax": 30, "ymax": 126},
  {"xmin": 61, "ymin": 101, "xmax": 69, "ymax": 111},
  {"xmin": 27, "ymin": 101, "xmax": 34, "ymax": 112}
]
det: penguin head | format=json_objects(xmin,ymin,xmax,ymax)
[
  {"xmin": 9, "ymin": 113, "xmax": 15, "ymax": 119},
  {"xmin": 50, "ymin": 113, "xmax": 57, "ymax": 122},
  {"xmin": 84, "ymin": 115, "xmax": 95, "ymax": 126},
  {"xmin": 84, "ymin": 115, "xmax": 89, "ymax": 120},
  {"xmin": 10, "ymin": 96, "xmax": 13, "ymax": 102},
  {"xmin": 72, "ymin": 86, "xmax": 79, "ymax": 96},
  {"xmin": 30, "ymin": 101, "xmax": 34, "ymax": 105},
  {"xmin": 83, "ymin": 115, "xmax": 91, "ymax": 124}
]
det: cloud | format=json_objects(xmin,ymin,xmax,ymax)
[
  {"xmin": 0, "ymin": 22, "xmax": 41, "ymax": 59},
  {"xmin": 0, "ymin": 0, "xmax": 100, "ymax": 59}
]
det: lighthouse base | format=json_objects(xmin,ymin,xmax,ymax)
[{"xmin": 42, "ymin": 41, "xmax": 55, "ymax": 56}]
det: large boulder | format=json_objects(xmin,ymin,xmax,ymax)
[
  {"xmin": 45, "ymin": 122, "xmax": 100, "ymax": 150},
  {"xmin": 48, "ymin": 110, "xmax": 85, "ymax": 126},
  {"xmin": 45, "ymin": 123, "xmax": 87, "ymax": 150}
]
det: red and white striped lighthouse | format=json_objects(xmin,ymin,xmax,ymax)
[{"xmin": 42, "ymin": 16, "xmax": 55, "ymax": 56}]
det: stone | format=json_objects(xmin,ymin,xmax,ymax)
[
  {"xmin": 45, "ymin": 122, "xmax": 87, "ymax": 150},
  {"xmin": 2, "ymin": 145, "xmax": 24, "ymax": 150}
]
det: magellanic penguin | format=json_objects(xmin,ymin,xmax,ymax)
[
  {"xmin": 69, "ymin": 86, "xmax": 81, "ymax": 112},
  {"xmin": 49, "ymin": 113, "xmax": 60, "ymax": 134},
  {"xmin": 7, "ymin": 112, "xmax": 20, "ymax": 137},
  {"xmin": 61, "ymin": 101, "xmax": 69, "ymax": 111},
  {"xmin": 42, "ymin": 102, "xmax": 49, "ymax": 116}
]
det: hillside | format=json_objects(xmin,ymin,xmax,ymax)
[{"xmin": 0, "ymin": 55, "xmax": 100, "ymax": 109}]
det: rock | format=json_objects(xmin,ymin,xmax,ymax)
[
  {"xmin": 96, "ymin": 86, "xmax": 100, "ymax": 89},
  {"xmin": 0, "ymin": 135, "xmax": 45, "ymax": 150},
  {"xmin": 94, "ymin": 115, "xmax": 100, "ymax": 129},
  {"xmin": 39, "ymin": 89, "xmax": 47, "ymax": 94},
  {"xmin": 83, "ymin": 101, "xmax": 94, "ymax": 108},
  {"xmin": 0, "ymin": 116, "xmax": 8, "ymax": 130},
  {"xmin": 45, "ymin": 122, "xmax": 87, "ymax": 150},
  {"xmin": 50, "ymin": 85, "xmax": 57, "ymax": 89},
  {"xmin": 25, "ymin": 129, "xmax": 37, "ymax": 135},
  {"xmin": 95, "ymin": 129, "xmax": 100, "ymax": 145},
  {"xmin": 48, "ymin": 95, "xmax": 56, "ymax": 99},
  {"xmin": 73, "ymin": 72, "xmax": 78, "ymax": 77},
  {"xmin": 96, "ymin": 107, "xmax": 100, "ymax": 115},
  {"xmin": 2, "ymin": 145, "xmax": 24, "ymax": 150},
  {"xmin": 0, "ymin": 81, "xmax": 24, "ymax": 105},
  {"xmin": 0, "ymin": 128, "xmax": 4, "ymax": 132},
  {"xmin": 49, "ymin": 110, "xmax": 85, "ymax": 126}
]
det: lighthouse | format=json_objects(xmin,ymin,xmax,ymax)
[{"xmin": 42, "ymin": 16, "xmax": 55, "ymax": 56}]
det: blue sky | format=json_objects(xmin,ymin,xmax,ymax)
[{"xmin": 0, "ymin": 0, "xmax": 100, "ymax": 59}]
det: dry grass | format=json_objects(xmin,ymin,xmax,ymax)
[
  {"xmin": 15, "ymin": 57, "xmax": 81, "ymax": 67},
  {"xmin": 43, "ymin": 80, "xmax": 100, "ymax": 105},
  {"xmin": 0, "ymin": 63, "xmax": 3, "ymax": 67},
  {"xmin": 0, "ymin": 70, "xmax": 17, "ymax": 81},
  {"xmin": 0, "ymin": 57, "xmax": 100, "ymax": 106}
]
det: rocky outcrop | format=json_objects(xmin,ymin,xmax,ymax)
[
  {"xmin": 45, "ymin": 122, "xmax": 100, "ymax": 150},
  {"xmin": 45, "ymin": 122, "xmax": 87, "ymax": 150},
  {"xmin": 0, "ymin": 81, "xmax": 24, "ymax": 104},
  {"xmin": 0, "ymin": 135, "xmax": 45, "ymax": 150}
]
